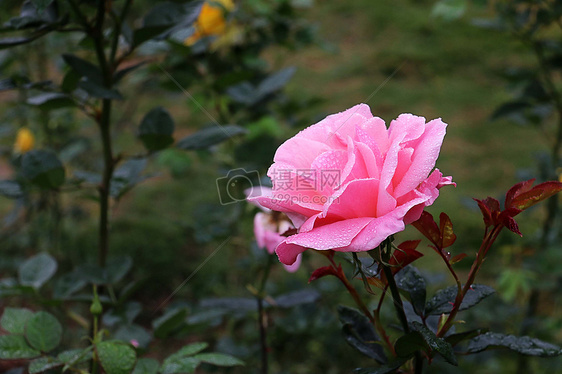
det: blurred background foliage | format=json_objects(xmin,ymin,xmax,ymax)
[{"xmin": 0, "ymin": 0, "xmax": 561, "ymax": 373}]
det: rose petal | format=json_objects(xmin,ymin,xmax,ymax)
[
  {"xmin": 285, "ymin": 217, "xmax": 374, "ymax": 250},
  {"xmin": 393, "ymin": 118, "xmax": 447, "ymax": 197},
  {"xmin": 283, "ymin": 253, "xmax": 302, "ymax": 272},
  {"xmin": 322, "ymin": 178, "xmax": 379, "ymax": 218}
]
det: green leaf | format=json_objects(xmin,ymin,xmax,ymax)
[
  {"xmin": 246, "ymin": 116, "xmax": 284, "ymax": 141},
  {"xmin": 166, "ymin": 343, "xmax": 209, "ymax": 361},
  {"xmin": 29, "ymin": 356, "xmax": 62, "ymax": 374},
  {"xmin": 161, "ymin": 343, "xmax": 212, "ymax": 373},
  {"xmin": 226, "ymin": 67, "xmax": 296, "ymax": 106},
  {"xmin": 0, "ymin": 35, "xmax": 46, "ymax": 50},
  {"xmin": 58, "ymin": 347, "xmax": 93, "ymax": 367},
  {"xmin": 27, "ymin": 92, "xmax": 75, "ymax": 110},
  {"xmin": 96, "ymin": 341, "xmax": 137, "ymax": 374},
  {"xmin": 411, "ymin": 322, "xmax": 457, "ymax": 365},
  {"xmin": 74, "ymin": 263, "xmax": 107, "ymax": 284},
  {"xmin": 114, "ymin": 324, "xmax": 152, "ymax": 349},
  {"xmin": 133, "ymin": 358, "xmax": 160, "ymax": 374},
  {"xmin": 274, "ymin": 289, "xmax": 321, "ymax": 308},
  {"xmin": 139, "ymin": 107, "xmax": 175, "ymax": 151},
  {"xmin": 74, "ymin": 256, "xmax": 133, "ymax": 285},
  {"xmin": 78, "ymin": 79, "xmax": 123, "ymax": 100},
  {"xmin": 0, "ymin": 180, "xmax": 24, "ymax": 199},
  {"xmin": 1, "ymin": 307, "xmax": 34, "ymax": 334},
  {"xmin": 110, "ymin": 159, "xmax": 149, "ymax": 199},
  {"xmin": 395, "ymin": 266, "xmax": 426, "ymax": 316},
  {"xmin": 53, "ymin": 271, "xmax": 87, "ymax": 299},
  {"xmin": 31, "ymin": 0, "xmax": 54, "ymax": 13},
  {"xmin": 132, "ymin": 26, "xmax": 172, "ymax": 46},
  {"xmin": 61, "ymin": 69, "xmax": 80, "ymax": 93},
  {"xmin": 445, "ymin": 328, "xmax": 488, "ymax": 347},
  {"xmin": 0, "ymin": 78, "xmax": 17, "ymax": 91},
  {"xmin": 134, "ymin": 1, "xmax": 203, "ymax": 46},
  {"xmin": 353, "ymin": 359, "xmax": 408, "ymax": 374},
  {"xmin": 62, "ymin": 54, "xmax": 103, "ymax": 83},
  {"xmin": 106, "ymin": 256, "xmax": 133, "ymax": 284},
  {"xmin": 104, "ymin": 302, "xmax": 142, "ymax": 327},
  {"xmin": 466, "ymin": 332, "xmax": 562, "ymax": 357},
  {"xmin": 395, "ymin": 331, "xmax": 429, "ymax": 358},
  {"xmin": 0, "ymin": 335, "xmax": 40, "ymax": 359},
  {"xmin": 337, "ymin": 306, "xmax": 386, "ymax": 364},
  {"xmin": 114, "ymin": 62, "xmax": 146, "ymax": 84},
  {"xmin": 25, "ymin": 311, "xmax": 63, "ymax": 352},
  {"xmin": 425, "ymin": 284, "xmax": 495, "ymax": 315},
  {"xmin": 161, "ymin": 357, "xmax": 200, "ymax": 374},
  {"xmin": 225, "ymin": 82, "xmax": 257, "ymax": 105},
  {"xmin": 256, "ymin": 66, "xmax": 296, "ymax": 97},
  {"xmin": 176, "ymin": 125, "xmax": 246, "ymax": 150},
  {"xmin": 18, "ymin": 253, "xmax": 58, "ymax": 289},
  {"xmin": 21, "ymin": 150, "xmax": 65, "ymax": 189},
  {"xmin": 152, "ymin": 308, "xmax": 188, "ymax": 339},
  {"xmin": 194, "ymin": 353, "xmax": 243, "ymax": 367},
  {"xmin": 431, "ymin": 0, "xmax": 467, "ymax": 21}
]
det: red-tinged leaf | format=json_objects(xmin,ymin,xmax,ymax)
[
  {"xmin": 439, "ymin": 213, "xmax": 456, "ymax": 248},
  {"xmin": 309, "ymin": 266, "xmax": 338, "ymax": 283},
  {"xmin": 510, "ymin": 181, "xmax": 562, "ymax": 211},
  {"xmin": 503, "ymin": 207, "xmax": 522, "ymax": 218},
  {"xmin": 483, "ymin": 197, "xmax": 501, "ymax": 212},
  {"xmin": 412, "ymin": 211, "xmax": 441, "ymax": 247},
  {"xmin": 505, "ymin": 179, "xmax": 535, "ymax": 209},
  {"xmin": 502, "ymin": 215, "xmax": 522, "ymax": 237},
  {"xmin": 450, "ymin": 253, "xmax": 467, "ymax": 265},
  {"xmin": 365, "ymin": 276, "xmax": 386, "ymax": 290},
  {"xmin": 396, "ymin": 240, "xmax": 422, "ymax": 252},
  {"xmin": 474, "ymin": 198, "xmax": 493, "ymax": 227},
  {"xmin": 389, "ymin": 240, "xmax": 423, "ymax": 273}
]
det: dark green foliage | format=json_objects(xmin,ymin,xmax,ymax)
[
  {"xmin": 425, "ymin": 284, "xmax": 495, "ymax": 315},
  {"xmin": 21, "ymin": 150, "xmax": 65, "ymax": 189},
  {"xmin": 337, "ymin": 306, "xmax": 386, "ymax": 364}
]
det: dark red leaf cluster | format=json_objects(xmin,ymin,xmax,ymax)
[
  {"xmin": 412, "ymin": 211, "xmax": 464, "ymax": 264},
  {"xmin": 474, "ymin": 179, "xmax": 562, "ymax": 236},
  {"xmin": 412, "ymin": 212, "xmax": 457, "ymax": 250}
]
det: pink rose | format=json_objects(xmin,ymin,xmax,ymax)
[
  {"xmin": 247, "ymin": 187, "xmax": 302, "ymax": 272},
  {"xmin": 250, "ymin": 103, "xmax": 454, "ymax": 265}
]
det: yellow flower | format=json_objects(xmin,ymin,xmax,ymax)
[
  {"xmin": 14, "ymin": 127, "xmax": 35, "ymax": 154},
  {"xmin": 185, "ymin": 0, "xmax": 235, "ymax": 45}
]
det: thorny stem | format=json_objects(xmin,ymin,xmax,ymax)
[
  {"xmin": 327, "ymin": 255, "xmax": 396, "ymax": 355},
  {"xmin": 379, "ymin": 239, "xmax": 424, "ymax": 374},
  {"xmin": 327, "ymin": 256, "xmax": 374, "ymax": 323},
  {"xmin": 373, "ymin": 286, "xmax": 396, "ymax": 356},
  {"xmin": 72, "ymin": 2, "xmax": 130, "ymax": 371},
  {"xmin": 380, "ymin": 240, "xmax": 410, "ymax": 334},
  {"xmin": 437, "ymin": 224, "xmax": 503, "ymax": 337}
]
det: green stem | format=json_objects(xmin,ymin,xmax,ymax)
[
  {"xmin": 109, "ymin": 0, "xmax": 133, "ymax": 67},
  {"xmin": 381, "ymin": 264, "xmax": 410, "ymax": 332},
  {"xmin": 380, "ymin": 239, "xmax": 424, "ymax": 373},
  {"xmin": 98, "ymin": 102, "xmax": 113, "ymax": 268},
  {"xmin": 90, "ymin": 285, "xmax": 102, "ymax": 374},
  {"xmin": 90, "ymin": 1, "xmax": 116, "ymax": 268},
  {"xmin": 380, "ymin": 241, "xmax": 410, "ymax": 335}
]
